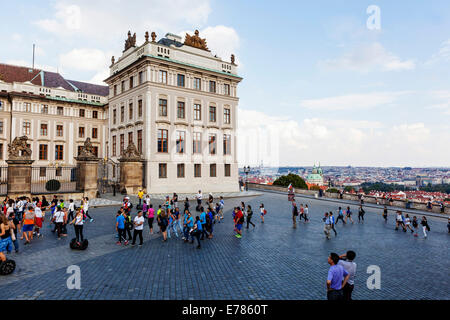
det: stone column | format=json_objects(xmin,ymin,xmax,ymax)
[
  {"xmin": 6, "ymin": 135, "xmax": 34, "ymax": 198},
  {"xmin": 75, "ymin": 138, "xmax": 100, "ymax": 199},
  {"xmin": 119, "ymin": 142, "xmax": 144, "ymax": 195},
  {"xmin": 75, "ymin": 159, "xmax": 99, "ymax": 199},
  {"xmin": 119, "ymin": 159, "xmax": 144, "ymax": 195},
  {"xmin": 6, "ymin": 159, "xmax": 34, "ymax": 199}
]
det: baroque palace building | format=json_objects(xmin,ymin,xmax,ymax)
[
  {"xmin": 0, "ymin": 63, "xmax": 108, "ymax": 167},
  {"xmin": 105, "ymin": 30, "xmax": 242, "ymax": 193}
]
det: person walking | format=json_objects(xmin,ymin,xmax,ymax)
[
  {"xmin": 234, "ymin": 207, "xmax": 244, "ymax": 239},
  {"xmin": 0, "ymin": 215, "xmax": 14, "ymax": 261},
  {"xmin": 22, "ymin": 206, "xmax": 36, "ymax": 244},
  {"xmin": 246, "ymin": 205, "xmax": 255, "ymax": 229},
  {"xmin": 382, "ymin": 206, "xmax": 388, "ymax": 223},
  {"xmin": 196, "ymin": 190, "xmax": 202, "ymax": 212},
  {"xmin": 338, "ymin": 251, "xmax": 357, "ymax": 301},
  {"xmin": 124, "ymin": 210, "xmax": 133, "ymax": 241},
  {"xmin": 34, "ymin": 203, "xmax": 44, "ymax": 238},
  {"xmin": 303, "ymin": 204, "xmax": 310, "ymax": 222},
  {"xmin": 83, "ymin": 197, "xmax": 93, "ymax": 222},
  {"xmin": 335, "ymin": 207, "xmax": 345, "ymax": 225},
  {"xmin": 52, "ymin": 206, "xmax": 66, "ymax": 240},
  {"xmin": 420, "ymin": 216, "xmax": 430, "ymax": 238},
  {"xmin": 404, "ymin": 214, "xmax": 414, "ymax": 233},
  {"xmin": 218, "ymin": 196, "xmax": 225, "ymax": 222},
  {"xmin": 137, "ymin": 189, "xmax": 144, "ymax": 208},
  {"xmin": 191, "ymin": 216, "xmax": 202, "ymax": 249},
  {"xmin": 345, "ymin": 206, "xmax": 354, "ymax": 224},
  {"xmin": 131, "ymin": 211, "xmax": 145, "ymax": 246},
  {"xmin": 68, "ymin": 199, "xmax": 75, "ymax": 222},
  {"xmin": 329, "ymin": 212, "xmax": 337, "ymax": 237},
  {"xmin": 183, "ymin": 211, "xmax": 194, "ymax": 243},
  {"xmin": 323, "ymin": 212, "xmax": 332, "ymax": 240},
  {"xmin": 395, "ymin": 211, "xmax": 406, "ymax": 231},
  {"xmin": 326, "ymin": 252, "xmax": 349, "ymax": 301},
  {"xmin": 9, "ymin": 211, "xmax": 20, "ymax": 253},
  {"xmin": 292, "ymin": 202, "xmax": 299, "ymax": 228},
  {"xmin": 69, "ymin": 209, "xmax": 85, "ymax": 245},
  {"xmin": 147, "ymin": 204, "xmax": 155, "ymax": 234},
  {"xmin": 199, "ymin": 207, "xmax": 209, "ymax": 240},
  {"xmin": 260, "ymin": 203, "xmax": 266, "ymax": 223},
  {"xmin": 358, "ymin": 205, "xmax": 365, "ymax": 223},
  {"xmin": 206, "ymin": 208, "xmax": 214, "ymax": 239},
  {"xmin": 412, "ymin": 216, "xmax": 419, "ymax": 237},
  {"xmin": 159, "ymin": 210, "xmax": 168, "ymax": 242}
]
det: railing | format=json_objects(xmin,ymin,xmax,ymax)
[
  {"xmin": 0, "ymin": 166, "xmax": 7, "ymax": 195},
  {"xmin": 31, "ymin": 166, "xmax": 80, "ymax": 194}
]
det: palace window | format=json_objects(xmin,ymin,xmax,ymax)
[
  {"xmin": 120, "ymin": 134, "xmax": 124, "ymax": 154},
  {"xmin": 209, "ymin": 106, "xmax": 216, "ymax": 122},
  {"xmin": 224, "ymin": 84, "xmax": 230, "ymax": 95},
  {"xmin": 112, "ymin": 135, "xmax": 117, "ymax": 156},
  {"xmin": 78, "ymin": 126, "xmax": 85, "ymax": 138},
  {"xmin": 209, "ymin": 81, "xmax": 216, "ymax": 93},
  {"xmin": 41, "ymin": 105, "xmax": 48, "ymax": 114},
  {"xmin": 39, "ymin": 144, "xmax": 48, "ymax": 160},
  {"xmin": 225, "ymin": 164, "xmax": 231, "ymax": 177},
  {"xmin": 224, "ymin": 108, "xmax": 231, "ymax": 124},
  {"xmin": 223, "ymin": 134, "xmax": 231, "ymax": 155},
  {"xmin": 194, "ymin": 164, "xmax": 201, "ymax": 178},
  {"xmin": 137, "ymin": 130, "xmax": 142, "ymax": 154},
  {"xmin": 40, "ymin": 123, "xmax": 48, "ymax": 136},
  {"xmin": 114, "ymin": 84, "xmax": 117, "ymax": 96},
  {"xmin": 210, "ymin": 164, "xmax": 217, "ymax": 177},
  {"xmin": 79, "ymin": 109, "xmax": 85, "ymax": 117},
  {"xmin": 113, "ymin": 109, "xmax": 117, "ymax": 124},
  {"xmin": 193, "ymin": 132, "xmax": 201, "ymax": 154},
  {"xmin": 23, "ymin": 121, "xmax": 31, "ymax": 135},
  {"xmin": 57, "ymin": 106, "xmax": 64, "ymax": 115},
  {"xmin": 121, "ymin": 80, "xmax": 125, "ymax": 92},
  {"xmin": 0, "ymin": 121, "xmax": 3, "ymax": 134},
  {"xmin": 177, "ymin": 101, "xmax": 185, "ymax": 119},
  {"xmin": 138, "ymin": 100, "xmax": 143, "ymax": 117},
  {"xmin": 129, "ymin": 76, "xmax": 134, "ymax": 89},
  {"xmin": 0, "ymin": 144, "xmax": 3, "ymax": 160},
  {"xmin": 24, "ymin": 103, "xmax": 31, "ymax": 112},
  {"xmin": 121, "ymin": 106, "xmax": 125, "ymax": 122},
  {"xmin": 92, "ymin": 128, "xmax": 98, "ymax": 139},
  {"xmin": 128, "ymin": 132, "xmax": 133, "ymax": 144},
  {"xmin": 159, "ymin": 163, "xmax": 167, "ymax": 178},
  {"xmin": 177, "ymin": 74, "xmax": 185, "ymax": 87},
  {"xmin": 194, "ymin": 104, "xmax": 201, "ymax": 120},
  {"xmin": 193, "ymin": 78, "xmax": 201, "ymax": 90},
  {"xmin": 177, "ymin": 163, "xmax": 185, "ymax": 178},
  {"xmin": 55, "ymin": 145, "xmax": 64, "ymax": 160},
  {"xmin": 139, "ymin": 71, "xmax": 144, "ymax": 85},
  {"xmin": 159, "ymin": 99, "xmax": 167, "ymax": 116},
  {"xmin": 56, "ymin": 125, "xmax": 63, "ymax": 137},
  {"xmin": 157, "ymin": 129, "xmax": 168, "ymax": 153},
  {"xmin": 129, "ymin": 102, "xmax": 133, "ymax": 120},
  {"xmin": 176, "ymin": 131, "xmax": 185, "ymax": 153},
  {"xmin": 209, "ymin": 134, "xmax": 216, "ymax": 155},
  {"xmin": 92, "ymin": 110, "xmax": 98, "ymax": 119},
  {"xmin": 159, "ymin": 70, "xmax": 167, "ymax": 84}
]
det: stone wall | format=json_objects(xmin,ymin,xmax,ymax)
[{"xmin": 247, "ymin": 183, "xmax": 450, "ymax": 215}]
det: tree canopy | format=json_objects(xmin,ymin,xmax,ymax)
[{"xmin": 273, "ymin": 173, "xmax": 308, "ymax": 189}]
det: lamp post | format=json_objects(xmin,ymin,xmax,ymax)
[{"xmin": 244, "ymin": 166, "xmax": 250, "ymax": 191}]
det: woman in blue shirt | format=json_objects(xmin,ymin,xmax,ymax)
[{"xmin": 191, "ymin": 216, "xmax": 202, "ymax": 249}]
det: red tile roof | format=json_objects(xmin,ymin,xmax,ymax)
[{"xmin": 0, "ymin": 63, "xmax": 42, "ymax": 85}]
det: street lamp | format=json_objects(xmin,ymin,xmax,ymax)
[{"xmin": 244, "ymin": 166, "xmax": 250, "ymax": 191}]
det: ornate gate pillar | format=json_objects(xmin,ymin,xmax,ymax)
[
  {"xmin": 119, "ymin": 142, "xmax": 144, "ymax": 195},
  {"xmin": 6, "ymin": 136, "xmax": 34, "ymax": 198},
  {"xmin": 75, "ymin": 138, "xmax": 100, "ymax": 199}
]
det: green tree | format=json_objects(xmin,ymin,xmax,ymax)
[
  {"xmin": 273, "ymin": 173, "xmax": 308, "ymax": 189},
  {"xmin": 344, "ymin": 186, "xmax": 355, "ymax": 193},
  {"xmin": 327, "ymin": 188, "xmax": 340, "ymax": 193}
]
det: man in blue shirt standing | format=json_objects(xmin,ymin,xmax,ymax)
[
  {"xmin": 116, "ymin": 210, "xmax": 128, "ymax": 245},
  {"xmin": 183, "ymin": 212, "xmax": 194, "ymax": 243},
  {"xmin": 326, "ymin": 252, "xmax": 349, "ymax": 300},
  {"xmin": 199, "ymin": 207, "xmax": 209, "ymax": 240}
]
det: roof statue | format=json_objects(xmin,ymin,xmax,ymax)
[
  {"xmin": 111, "ymin": 56, "xmax": 115, "ymax": 66},
  {"xmin": 124, "ymin": 31, "xmax": 137, "ymax": 51},
  {"xmin": 231, "ymin": 54, "xmax": 235, "ymax": 64},
  {"xmin": 8, "ymin": 136, "xmax": 32, "ymax": 160},
  {"xmin": 120, "ymin": 142, "xmax": 143, "ymax": 161},
  {"xmin": 145, "ymin": 31, "xmax": 149, "ymax": 42},
  {"xmin": 184, "ymin": 30, "xmax": 210, "ymax": 51},
  {"xmin": 151, "ymin": 32, "xmax": 157, "ymax": 42},
  {"xmin": 77, "ymin": 138, "xmax": 97, "ymax": 159}
]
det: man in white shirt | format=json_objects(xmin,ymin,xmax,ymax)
[
  {"xmin": 196, "ymin": 190, "xmax": 202, "ymax": 211},
  {"xmin": 52, "ymin": 208, "xmax": 66, "ymax": 239},
  {"xmin": 131, "ymin": 211, "xmax": 145, "ymax": 246},
  {"xmin": 338, "ymin": 251, "xmax": 357, "ymax": 301}
]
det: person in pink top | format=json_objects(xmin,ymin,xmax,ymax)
[{"xmin": 147, "ymin": 204, "xmax": 155, "ymax": 234}]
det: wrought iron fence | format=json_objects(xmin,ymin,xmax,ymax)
[
  {"xmin": 97, "ymin": 159, "xmax": 120, "ymax": 194},
  {"xmin": 31, "ymin": 166, "xmax": 80, "ymax": 194},
  {"xmin": 0, "ymin": 166, "xmax": 7, "ymax": 196}
]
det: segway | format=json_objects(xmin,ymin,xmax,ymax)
[
  {"xmin": 0, "ymin": 259, "xmax": 16, "ymax": 275},
  {"xmin": 69, "ymin": 238, "xmax": 89, "ymax": 250}
]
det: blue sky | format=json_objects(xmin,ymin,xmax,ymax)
[{"xmin": 1, "ymin": 0, "xmax": 449, "ymax": 167}]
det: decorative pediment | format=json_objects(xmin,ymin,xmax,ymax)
[{"xmin": 184, "ymin": 30, "xmax": 210, "ymax": 51}]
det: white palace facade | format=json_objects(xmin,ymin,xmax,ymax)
[{"xmin": 105, "ymin": 31, "xmax": 242, "ymax": 193}]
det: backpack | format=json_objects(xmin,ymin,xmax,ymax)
[
  {"xmin": 263, "ymin": 209, "xmax": 267, "ymax": 215},
  {"xmin": 238, "ymin": 214, "xmax": 244, "ymax": 224}
]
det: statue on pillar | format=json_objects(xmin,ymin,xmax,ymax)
[
  {"xmin": 120, "ymin": 142, "xmax": 143, "ymax": 161},
  {"xmin": 111, "ymin": 56, "xmax": 115, "ymax": 65},
  {"xmin": 151, "ymin": 31, "xmax": 157, "ymax": 42},
  {"xmin": 231, "ymin": 54, "xmax": 235, "ymax": 65},
  {"xmin": 77, "ymin": 138, "xmax": 97, "ymax": 160},
  {"xmin": 124, "ymin": 31, "xmax": 137, "ymax": 51},
  {"xmin": 7, "ymin": 136, "xmax": 32, "ymax": 160},
  {"xmin": 145, "ymin": 31, "xmax": 149, "ymax": 42}
]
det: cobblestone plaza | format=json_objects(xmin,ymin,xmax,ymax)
[{"xmin": 1, "ymin": 191, "xmax": 449, "ymax": 300}]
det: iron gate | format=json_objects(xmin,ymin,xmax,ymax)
[{"xmin": 97, "ymin": 159, "xmax": 120, "ymax": 194}]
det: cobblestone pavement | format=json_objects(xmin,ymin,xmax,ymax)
[{"xmin": 1, "ymin": 191, "xmax": 449, "ymax": 300}]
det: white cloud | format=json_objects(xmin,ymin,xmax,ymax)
[
  {"xmin": 300, "ymin": 91, "xmax": 408, "ymax": 111},
  {"xmin": 34, "ymin": 0, "xmax": 211, "ymax": 41},
  {"xmin": 238, "ymin": 108, "xmax": 450, "ymax": 167},
  {"xmin": 427, "ymin": 90, "xmax": 450, "ymax": 115},
  {"xmin": 425, "ymin": 39, "xmax": 450, "ymax": 65},
  {"xmin": 5, "ymin": 59, "xmax": 58, "ymax": 73},
  {"xmin": 59, "ymin": 48, "xmax": 112, "ymax": 72},
  {"xmin": 11, "ymin": 33, "xmax": 23, "ymax": 42},
  {"xmin": 319, "ymin": 42, "xmax": 416, "ymax": 72}
]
